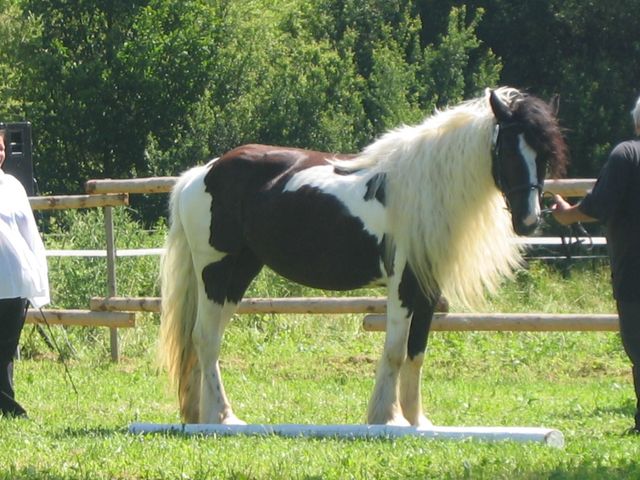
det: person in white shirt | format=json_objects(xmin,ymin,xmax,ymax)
[{"xmin": 0, "ymin": 126, "xmax": 49, "ymax": 417}]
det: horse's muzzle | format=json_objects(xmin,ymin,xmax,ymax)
[{"xmin": 513, "ymin": 215, "xmax": 540, "ymax": 236}]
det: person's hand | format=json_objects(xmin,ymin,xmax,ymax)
[
  {"xmin": 551, "ymin": 194, "xmax": 571, "ymax": 212},
  {"xmin": 551, "ymin": 194, "xmax": 575, "ymax": 225}
]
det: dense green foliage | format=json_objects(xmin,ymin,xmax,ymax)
[
  {"xmin": 2, "ymin": 0, "xmax": 637, "ymax": 213},
  {"xmin": 443, "ymin": 0, "xmax": 640, "ymax": 176},
  {"xmin": 0, "ymin": 0, "xmax": 640, "ymax": 219},
  {"xmin": 1, "ymin": 1, "xmax": 637, "ymax": 207},
  {"xmin": 0, "ymin": 0, "xmax": 491, "ymax": 202}
]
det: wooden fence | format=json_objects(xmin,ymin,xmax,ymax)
[
  {"xmin": 27, "ymin": 192, "xmax": 129, "ymax": 361},
  {"xmin": 89, "ymin": 295, "xmax": 618, "ymax": 332},
  {"xmin": 35, "ymin": 176, "xmax": 607, "ymax": 362}
]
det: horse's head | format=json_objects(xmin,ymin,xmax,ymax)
[{"xmin": 489, "ymin": 89, "xmax": 568, "ymax": 235}]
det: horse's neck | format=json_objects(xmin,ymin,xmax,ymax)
[{"xmin": 383, "ymin": 118, "xmax": 516, "ymax": 308}]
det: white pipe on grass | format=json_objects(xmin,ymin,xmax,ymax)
[{"xmin": 128, "ymin": 423, "xmax": 564, "ymax": 448}]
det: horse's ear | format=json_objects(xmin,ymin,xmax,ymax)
[
  {"xmin": 489, "ymin": 90, "xmax": 512, "ymax": 123},
  {"xmin": 549, "ymin": 94, "xmax": 560, "ymax": 116}
]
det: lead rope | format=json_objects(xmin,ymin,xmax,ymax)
[
  {"xmin": 540, "ymin": 191, "xmax": 593, "ymax": 263},
  {"xmin": 36, "ymin": 307, "xmax": 79, "ymax": 396}
]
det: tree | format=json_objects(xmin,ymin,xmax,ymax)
[
  {"xmin": 3, "ymin": 0, "xmax": 501, "ymax": 219},
  {"xmin": 295, "ymin": 1, "xmax": 500, "ymax": 139},
  {"xmin": 14, "ymin": 0, "xmax": 222, "ymax": 194},
  {"xmin": 427, "ymin": 0, "xmax": 640, "ymax": 177}
]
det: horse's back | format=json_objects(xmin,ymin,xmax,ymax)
[{"xmin": 207, "ymin": 144, "xmax": 351, "ymax": 191}]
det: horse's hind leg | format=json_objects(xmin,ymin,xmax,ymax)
[
  {"xmin": 192, "ymin": 250, "xmax": 262, "ymax": 424},
  {"xmin": 180, "ymin": 353, "xmax": 201, "ymax": 423},
  {"xmin": 193, "ymin": 298, "xmax": 241, "ymax": 424}
]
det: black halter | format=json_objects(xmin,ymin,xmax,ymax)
[{"xmin": 491, "ymin": 122, "xmax": 544, "ymax": 198}]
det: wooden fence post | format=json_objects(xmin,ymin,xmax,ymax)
[{"xmin": 104, "ymin": 206, "xmax": 119, "ymax": 362}]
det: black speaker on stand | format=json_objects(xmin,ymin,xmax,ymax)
[{"xmin": 2, "ymin": 122, "xmax": 35, "ymax": 195}]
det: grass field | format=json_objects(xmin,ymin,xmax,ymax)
[{"xmin": 2, "ymin": 259, "xmax": 639, "ymax": 479}]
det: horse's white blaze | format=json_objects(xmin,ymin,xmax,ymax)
[
  {"xmin": 283, "ymin": 165, "xmax": 387, "ymax": 241},
  {"xmin": 518, "ymin": 134, "xmax": 540, "ymax": 227}
]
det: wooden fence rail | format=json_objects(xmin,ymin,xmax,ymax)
[
  {"xmin": 89, "ymin": 296, "xmax": 619, "ymax": 333},
  {"xmin": 85, "ymin": 177, "xmax": 178, "ymax": 194},
  {"xmin": 90, "ymin": 296, "xmax": 387, "ymax": 314},
  {"xmin": 26, "ymin": 309, "xmax": 135, "ymax": 328},
  {"xmin": 29, "ymin": 193, "xmax": 128, "ymax": 210},
  {"xmin": 85, "ymin": 176, "xmax": 597, "ymax": 198},
  {"xmin": 364, "ymin": 313, "xmax": 619, "ymax": 332},
  {"xmin": 90, "ymin": 296, "xmax": 451, "ymax": 315}
]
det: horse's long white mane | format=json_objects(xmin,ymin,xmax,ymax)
[{"xmin": 336, "ymin": 88, "xmax": 524, "ymax": 308}]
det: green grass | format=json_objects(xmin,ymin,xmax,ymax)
[{"xmin": 3, "ymin": 231, "xmax": 636, "ymax": 480}]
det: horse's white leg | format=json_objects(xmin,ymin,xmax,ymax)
[
  {"xmin": 399, "ymin": 353, "xmax": 432, "ymax": 427},
  {"xmin": 367, "ymin": 269, "xmax": 411, "ymax": 425},
  {"xmin": 175, "ymin": 168, "xmax": 260, "ymax": 424},
  {"xmin": 190, "ymin": 247, "xmax": 262, "ymax": 424},
  {"xmin": 192, "ymin": 295, "xmax": 244, "ymax": 425}
]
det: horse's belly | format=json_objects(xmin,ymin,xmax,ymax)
[
  {"xmin": 245, "ymin": 199, "xmax": 385, "ymax": 291},
  {"xmin": 261, "ymin": 239, "xmax": 383, "ymax": 291}
]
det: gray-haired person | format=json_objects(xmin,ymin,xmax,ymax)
[{"xmin": 553, "ymin": 95, "xmax": 640, "ymax": 434}]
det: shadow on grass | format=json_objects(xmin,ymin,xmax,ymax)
[
  {"xmin": 591, "ymin": 398, "xmax": 636, "ymax": 418},
  {"xmin": 543, "ymin": 463, "xmax": 640, "ymax": 480},
  {"xmin": 51, "ymin": 425, "xmax": 127, "ymax": 439},
  {"xmin": 4, "ymin": 464, "xmax": 640, "ymax": 480}
]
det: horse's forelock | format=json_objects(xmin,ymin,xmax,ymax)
[{"xmin": 512, "ymin": 96, "xmax": 569, "ymax": 178}]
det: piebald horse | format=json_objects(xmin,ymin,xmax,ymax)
[{"xmin": 159, "ymin": 88, "xmax": 568, "ymax": 425}]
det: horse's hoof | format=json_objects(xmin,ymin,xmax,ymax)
[
  {"xmin": 221, "ymin": 414, "xmax": 247, "ymax": 425},
  {"xmin": 385, "ymin": 415, "xmax": 411, "ymax": 427},
  {"xmin": 415, "ymin": 415, "xmax": 433, "ymax": 428}
]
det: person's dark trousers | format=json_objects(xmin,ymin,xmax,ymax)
[
  {"xmin": 0, "ymin": 297, "xmax": 28, "ymax": 417},
  {"xmin": 617, "ymin": 300, "xmax": 640, "ymax": 431}
]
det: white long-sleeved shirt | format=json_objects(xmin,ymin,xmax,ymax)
[{"xmin": 0, "ymin": 170, "xmax": 50, "ymax": 307}]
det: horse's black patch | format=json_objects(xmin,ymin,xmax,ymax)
[
  {"xmin": 398, "ymin": 265, "xmax": 418, "ymax": 315},
  {"xmin": 333, "ymin": 165, "xmax": 358, "ymax": 176},
  {"xmin": 202, "ymin": 251, "xmax": 263, "ymax": 305},
  {"xmin": 379, "ymin": 234, "xmax": 395, "ymax": 276},
  {"xmin": 365, "ymin": 172, "xmax": 386, "ymax": 205},
  {"xmin": 244, "ymin": 185, "xmax": 384, "ymax": 290},
  {"xmin": 202, "ymin": 145, "xmax": 385, "ymax": 293},
  {"xmin": 398, "ymin": 264, "xmax": 437, "ymax": 359},
  {"xmin": 205, "ymin": 155, "xmax": 290, "ymax": 254}
]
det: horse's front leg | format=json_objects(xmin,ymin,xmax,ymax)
[
  {"xmin": 367, "ymin": 266, "xmax": 413, "ymax": 425},
  {"xmin": 398, "ymin": 274, "xmax": 439, "ymax": 426},
  {"xmin": 398, "ymin": 271, "xmax": 438, "ymax": 427}
]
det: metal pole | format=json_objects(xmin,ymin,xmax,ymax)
[{"xmin": 104, "ymin": 206, "xmax": 119, "ymax": 362}]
